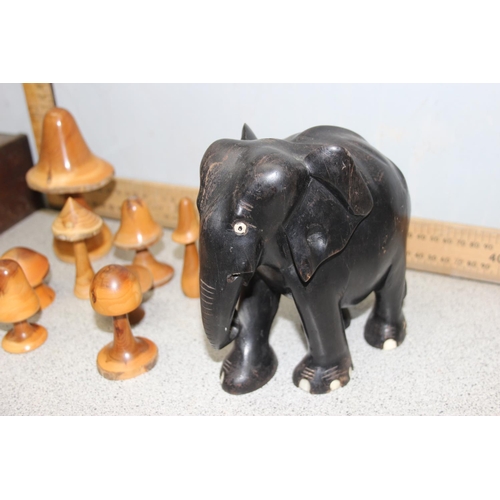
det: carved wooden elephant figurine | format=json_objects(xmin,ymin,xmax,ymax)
[{"xmin": 197, "ymin": 125, "xmax": 410, "ymax": 395}]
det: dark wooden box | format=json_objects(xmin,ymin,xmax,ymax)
[{"xmin": 0, "ymin": 134, "xmax": 44, "ymax": 233}]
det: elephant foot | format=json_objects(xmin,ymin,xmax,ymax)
[
  {"xmin": 364, "ymin": 311, "xmax": 406, "ymax": 350},
  {"xmin": 293, "ymin": 354, "xmax": 353, "ymax": 395},
  {"xmin": 220, "ymin": 346, "xmax": 278, "ymax": 395}
]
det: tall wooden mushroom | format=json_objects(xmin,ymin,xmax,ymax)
[
  {"xmin": 25, "ymin": 107, "xmax": 115, "ymax": 263},
  {"xmin": 114, "ymin": 197, "xmax": 174, "ymax": 287},
  {"xmin": 90, "ymin": 265, "xmax": 158, "ymax": 380},
  {"xmin": 52, "ymin": 197, "xmax": 103, "ymax": 299},
  {"xmin": 1, "ymin": 247, "xmax": 55, "ymax": 309},
  {"xmin": 172, "ymin": 197, "xmax": 200, "ymax": 298},
  {"xmin": 0, "ymin": 259, "xmax": 47, "ymax": 354}
]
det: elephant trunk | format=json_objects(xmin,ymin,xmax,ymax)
[
  {"xmin": 198, "ymin": 209, "xmax": 257, "ymax": 350},
  {"xmin": 199, "ymin": 271, "xmax": 245, "ymax": 350}
]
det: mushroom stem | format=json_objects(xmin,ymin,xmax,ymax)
[
  {"xmin": 73, "ymin": 240, "xmax": 94, "ymax": 299},
  {"xmin": 10, "ymin": 320, "xmax": 36, "ymax": 342},
  {"xmin": 182, "ymin": 242, "xmax": 200, "ymax": 298},
  {"xmin": 69, "ymin": 193, "xmax": 93, "ymax": 211},
  {"xmin": 111, "ymin": 314, "xmax": 139, "ymax": 356}
]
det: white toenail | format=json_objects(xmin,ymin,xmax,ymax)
[
  {"xmin": 383, "ymin": 339, "xmax": 397, "ymax": 350},
  {"xmin": 220, "ymin": 371, "xmax": 225, "ymax": 384},
  {"xmin": 299, "ymin": 379, "xmax": 311, "ymax": 392},
  {"xmin": 349, "ymin": 367, "xmax": 353, "ymax": 376},
  {"xmin": 330, "ymin": 379, "xmax": 341, "ymax": 391}
]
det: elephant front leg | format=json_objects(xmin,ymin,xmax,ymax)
[
  {"xmin": 220, "ymin": 275, "xmax": 280, "ymax": 395},
  {"xmin": 292, "ymin": 291, "xmax": 353, "ymax": 395}
]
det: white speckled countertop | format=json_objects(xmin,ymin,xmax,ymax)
[{"xmin": 0, "ymin": 209, "xmax": 499, "ymax": 416}]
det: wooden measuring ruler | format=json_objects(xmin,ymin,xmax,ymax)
[
  {"xmin": 407, "ymin": 218, "xmax": 500, "ymax": 284},
  {"xmin": 23, "ymin": 83, "xmax": 56, "ymax": 153}
]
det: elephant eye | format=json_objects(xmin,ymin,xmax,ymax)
[{"xmin": 233, "ymin": 222, "xmax": 248, "ymax": 235}]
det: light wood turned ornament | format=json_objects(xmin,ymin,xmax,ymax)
[
  {"xmin": 172, "ymin": 197, "xmax": 200, "ymax": 298},
  {"xmin": 54, "ymin": 194, "xmax": 113, "ymax": 263},
  {"xmin": 1, "ymin": 247, "xmax": 55, "ymax": 309},
  {"xmin": 0, "ymin": 259, "xmax": 47, "ymax": 354},
  {"xmin": 52, "ymin": 197, "xmax": 103, "ymax": 299},
  {"xmin": 114, "ymin": 197, "xmax": 174, "ymax": 287},
  {"xmin": 124, "ymin": 264, "xmax": 154, "ymax": 325},
  {"xmin": 24, "ymin": 107, "xmax": 114, "ymax": 263},
  {"xmin": 90, "ymin": 265, "xmax": 158, "ymax": 380}
]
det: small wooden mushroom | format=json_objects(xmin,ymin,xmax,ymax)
[
  {"xmin": 1, "ymin": 247, "xmax": 55, "ymax": 309},
  {"xmin": 90, "ymin": 265, "xmax": 158, "ymax": 380},
  {"xmin": 52, "ymin": 197, "xmax": 103, "ymax": 299},
  {"xmin": 113, "ymin": 197, "xmax": 174, "ymax": 287},
  {"xmin": 172, "ymin": 197, "xmax": 200, "ymax": 298},
  {"xmin": 124, "ymin": 264, "xmax": 154, "ymax": 325},
  {"xmin": 25, "ymin": 107, "xmax": 115, "ymax": 263},
  {"xmin": 54, "ymin": 195, "xmax": 113, "ymax": 264},
  {"xmin": 0, "ymin": 259, "xmax": 47, "ymax": 354}
]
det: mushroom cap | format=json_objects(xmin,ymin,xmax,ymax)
[
  {"xmin": 172, "ymin": 197, "xmax": 199, "ymax": 245},
  {"xmin": 25, "ymin": 107, "xmax": 115, "ymax": 194},
  {"xmin": 124, "ymin": 265, "xmax": 154, "ymax": 293},
  {"xmin": 113, "ymin": 197, "xmax": 162, "ymax": 250},
  {"xmin": 0, "ymin": 259, "xmax": 40, "ymax": 323},
  {"xmin": 52, "ymin": 197, "xmax": 103, "ymax": 242},
  {"xmin": 90, "ymin": 265, "xmax": 142, "ymax": 316},
  {"xmin": 1, "ymin": 247, "xmax": 50, "ymax": 287}
]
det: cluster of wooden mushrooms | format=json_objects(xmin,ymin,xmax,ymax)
[
  {"xmin": 26, "ymin": 107, "xmax": 115, "ymax": 263},
  {"xmin": 1, "ymin": 106, "xmax": 201, "ymax": 381}
]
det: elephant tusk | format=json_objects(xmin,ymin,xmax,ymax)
[
  {"xmin": 226, "ymin": 272, "xmax": 253, "ymax": 286},
  {"xmin": 229, "ymin": 310, "xmax": 242, "ymax": 340}
]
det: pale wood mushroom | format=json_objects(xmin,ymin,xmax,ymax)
[
  {"xmin": 1, "ymin": 247, "xmax": 55, "ymax": 309},
  {"xmin": 25, "ymin": 107, "xmax": 115, "ymax": 263},
  {"xmin": 90, "ymin": 265, "xmax": 158, "ymax": 380},
  {"xmin": 172, "ymin": 197, "xmax": 200, "ymax": 298},
  {"xmin": 0, "ymin": 259, "xmax": 47, "ymax": 354},
  {"xmin": 114, "ymin": 197, "xmax": 174, "ymax": 287},
  {"xmin": 52, "ymin": 197, "xmax": 103, "ymax": 299}
]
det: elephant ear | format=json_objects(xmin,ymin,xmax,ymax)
[
  {"xmin": 284, "ymin": 147, "xmax": 373, "ymax": 282},
  {"xmin": 304, "ymin": 146, "xmax": 373, "ymax": 217},
  {"xmin": 241, "ymin": 123, "xmax": 257, "ymax": 140}
]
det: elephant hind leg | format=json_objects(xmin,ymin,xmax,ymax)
[
  {"xmin": 364, "ymin": 256, "xmax": 407, "ymax": 350},
  {"xmin": 220, "ymin": 275, "xmax": 280, "ymax": 395}
]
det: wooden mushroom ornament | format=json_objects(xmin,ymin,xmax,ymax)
[
  {"xmin": 1, "ymin": 247, "xmax": 55, "ymax": 309},
  {"xmin": 25, "ymin": 107, "xmax": 115, "ymax": 263},
  {"xmin": 114, "ymin": 197, "xmax": 174, "ymax": 287},
  {"xmin": 90, "ymin": 265, "xmax": 158, "ymax": 380},
  {"xmin": 172, "ymin": 197, "xmax": 200, "ymax": 298},
  {"xmin": 52, "ymin": 197, "xmax": 103, "ymax": 299},
  {"xmin": 0, "ymin": 259, "xmax": 47, "ymax": 354}
]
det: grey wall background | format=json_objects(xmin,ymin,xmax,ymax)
[{"xmin": 1, "ymin": 83, "xmax": 499, "ymax": 228}]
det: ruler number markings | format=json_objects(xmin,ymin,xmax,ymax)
[{"xmin": 407, "ymin": 218, "xmax": 500, "ymax": 283}]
